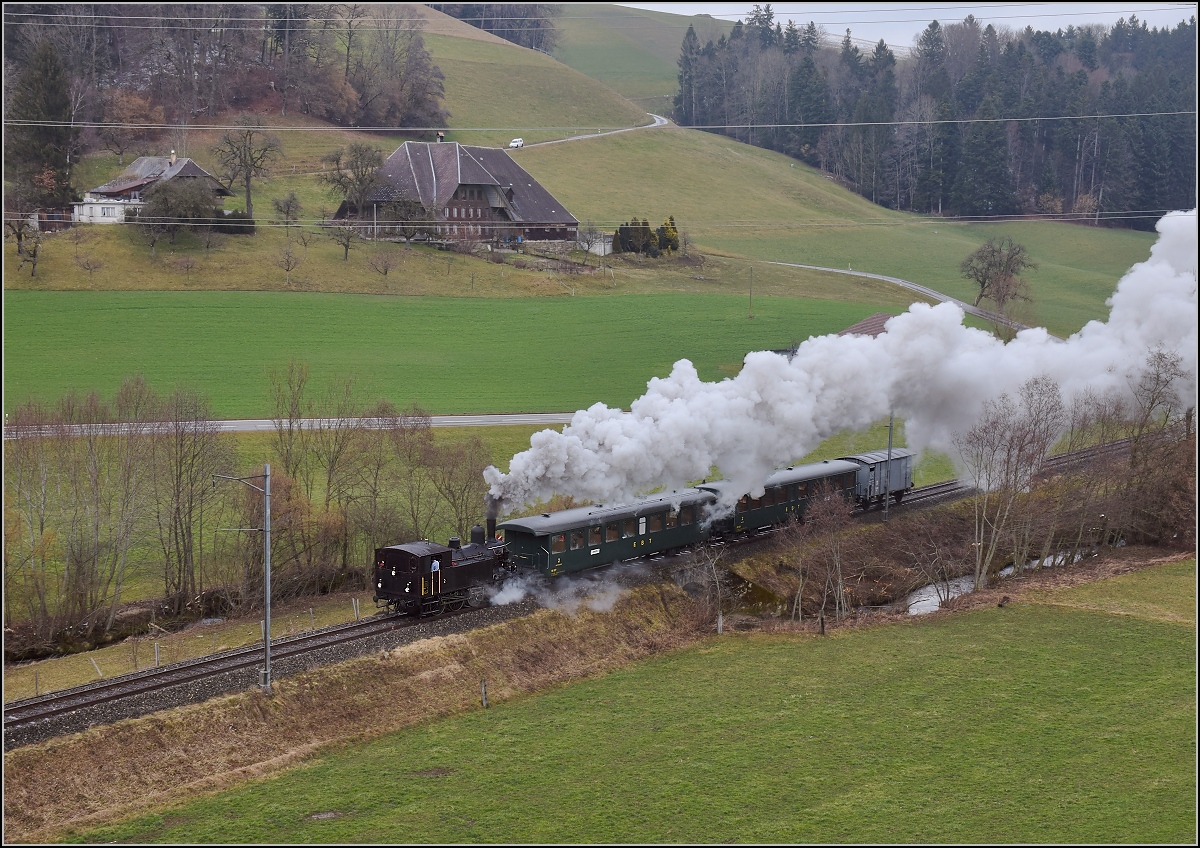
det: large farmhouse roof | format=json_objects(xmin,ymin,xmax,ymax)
[
  {"xmin": 371, "ymin": 141, "xmax": 576, "ymax": 226},
  {"xmin": 89, "ymin": 156, "xmax": 233, "ymax": 197}
]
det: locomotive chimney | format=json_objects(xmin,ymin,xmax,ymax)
[{"xmin": 485, "ymin": 494, "xmax": 500, "ymax": 541}]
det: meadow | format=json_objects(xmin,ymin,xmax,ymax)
[
  {"xmin": 516, "ymin": 127, "xmax": 1159, "ymax": 338},
  {"xmin": 57, "ymin": 559, "xmax": 1196, "ymax": 844},
  {"xmin": 3, "ymin": 290, "xmax": 908, "ymax": 418}
]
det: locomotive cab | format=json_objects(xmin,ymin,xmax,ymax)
[{"xmin": 374, "ymin": 526, "xmax": 510, "ymax": 616}]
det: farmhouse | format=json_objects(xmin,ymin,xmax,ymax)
[
  {"xmin": 339, "ymin": 141, "xmax": 578, "ymax": 243},
  {"xmin": 72, "ymin": 153, "xmax": 232, "ymax": 224}
]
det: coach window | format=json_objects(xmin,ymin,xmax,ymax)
[
  {"xmin": 796, "ymin": 482, "xmax": 808, "ymax": 499},
  {"xmin": 680, "ymin": 505, "xmax": 694, "ymax": 525},
  {"xmin": 623, "ymin": 518, "xmax": 637, "ymax": 537},
  {"xmin": 648, "ymin": 513, "xmax": 663, "ymax": 532},
  {"xmin": 606, "ymin": 522, "xmax": 620, "ymax": 543},
  {"xmin": 665, "ymin": 510, "xmax": 677, "ymax": 529},
  {"xmin": 570, "ymin": 529, "xmax": 585, "ymax": 550},
  {"xmin": 552, "ymin": 533, "xmax": 566, "ymax": 553},
  {"xmin": 736, "ymin": 495, "xmax": 749, "ymax": 513},
  {"xmin": 588, "ymin": 525, "xmax": 603, "ymax": 546}
]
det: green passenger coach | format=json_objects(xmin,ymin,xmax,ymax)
[
  {"xmin": 497, "ymin": 490, "xmax": 714, "ymax": 576},
  {"xmin": 696, "ymin": 459, "xmax": 862, "ymax": 534}
]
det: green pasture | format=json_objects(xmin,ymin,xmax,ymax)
[
  {"xmin": 516, "ymin": 128, "xmax": 1158, "ymax": 338},
  {"xmin": 71, "ymin": 561, "xmax": 1197, "ymax": 844},
  {"xmin": 423, "ymin": 31, "xmax": 650, "ymax": 149},
  {"xmin": 3, "ymin": 291, "xmax": 895, "ymax": 418},
  {"xmin": 553, "ymin": 4, "xmax": 683, "ymax": 108}
]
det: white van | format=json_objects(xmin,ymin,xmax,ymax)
[{"xmin": 509, "ymin": 138, "xmax": 524, "ymax": 149}]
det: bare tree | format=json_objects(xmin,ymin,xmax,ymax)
[
  {"xmin": 211, "ymin": 114, "xmax": 282, "ymax": 218},
  {"xmin": 295, "ymin": 228, "xmax": 315, "ymax": 257},
  {"xmin": 773, "ymin": 515, "xmax": 813, "ymax": 621},
  {"xmin": 805, "ymin": 482, "xmax": 855, "ymax": 619},
  {"xmin": 953, "ymin": 375, "xmax": 1065, "ymax": 590},
  {"xmin": 327, "ymin": 223, "xmax": 360, "ymax": 260},
  {"xmin": 98, "ymin": 89, "xmax": 164, "ymax": 165},
  {"xmin": 960, "ymin": 236, "xmax": 1037, "ymax": 308},
  {"xmin": 76, "ymin": 253, "xmax": 103, "ymax": 285},
  {"xmin": 308, "ymin": 377, "xmax": 364, "ymax": 585},
  {"xmin": 150, "ymin": 389, "xmax": 229, "ymax": 614},
  {"xmin": 269, "ymin": 359, "xmax": 311, "ymax": 484},
  {"xmin": 386, "ymin": 406, "xmax": 443, "ymax": 541},
  {"xmin": 426, "ymin": 436, "xmax": 492, "ymax": 538},
  {"xmin": 275, "ymin": 244, "xmax": 303, "ymax": 287},
  {"xmin": 4, "ymin": 400, "xmax": 61, "ymax": 641},
  {"xmin": 272, "ymin": 191, "xmax": 302, "ymax": 234},
  {"xmin": 367, "ymin": 247, "xmax": 398, "ymax": 277},
  {"xmin": 17, "ymin": 229, "xmax": 44, "ymax": 276},
  {"xmin": 348, "ymin": 400, "xmax": 413, "ymax": 577},
  {"xmin": 692, "ymin": 540, "xmax": 729, "ymax": 633},
  {"xmin": 319, "ymin": 143, "xmax": 384, "ymax": 219},
  {"xmin": 172, "ymin": 255, "xmax": 196, "ymax": 283},
  {"xmin": 576, "ymin": 219, "xmax": 601, "ymax": 266}
]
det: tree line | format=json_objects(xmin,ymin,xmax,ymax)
[
  {"xmin": 3, "ymin": 4, "xmax": 448, "ymax": 210},
  {"xmin": 430, "ymin": 3, "xmax": 561, "ymax": 53},
  {"xmin": 3, "ymin": 364, "xmax": 492, "ymax": 657},
  {"xmin": 674, "ymin": 6, "xmax": 1196, "ymax": 228}
]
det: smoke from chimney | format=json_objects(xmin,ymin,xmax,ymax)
[{"xmin": 484, "ymin": 210, "xmax": 1197, "ymax": 515}]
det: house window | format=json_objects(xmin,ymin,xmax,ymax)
[{"xmin": 101, "ymin": 206, "xmax": 116, "ymax": 217}]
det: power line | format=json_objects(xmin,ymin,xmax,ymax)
[
  {"xmin": 5, "ymin": 110, "xmax": 1194, "ymax": 134},
  {"xmin": 9, "ymin": 209, "xmax": 1191, "ymax": 228}
]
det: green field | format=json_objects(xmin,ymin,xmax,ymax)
[
  {"xmin": 3, "ymin": 291, "xmax": 900, "ymax": 417},
  {"xmin": 515, "ymin": 128, "xmax": 1158, "ymax": 337},
  {"xmin": 68, "ymin": 560, "xmax": 1197, "ymax": 844}
]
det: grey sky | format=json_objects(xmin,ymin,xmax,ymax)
[{"xmin": 614, "ymin": 3, "xmax": 1197, "ymax": 55}]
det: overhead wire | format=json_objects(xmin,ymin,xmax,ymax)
[{"xmin": 4, "ymin": 109, "xmax": 1195, "ymax": 133}]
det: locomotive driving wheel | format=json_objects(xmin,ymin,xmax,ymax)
[{"xmin": 445, "ymin": 596, "xmax": 467, "ymax": 612}]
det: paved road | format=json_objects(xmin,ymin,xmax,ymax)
[
  {"xmin": 770, "ymin": 261, "xmax": 1051, "ymax": 338},
  {"xmin": 527, "ymin": 112, "xmax": 669, "ymax": 147},
  {"xmin": 4, "ymin": 413, "xmax": 578, "ymax": 439}
]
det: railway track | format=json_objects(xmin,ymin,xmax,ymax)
[
  {"xmin": 4, "ymin": 614, "xmax": 411, "ymax": 732},
  {"xmin": 3, "ymin": 600, "xmax": 540, "ymax": 751},
  {"xmin": 4, "ymin": 439, "xmax": 1128, "ymax": 749}
]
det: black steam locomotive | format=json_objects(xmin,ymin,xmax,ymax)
[{"xmin": 373, "ymin": 522, "xmax": 511, "ymax": 615}]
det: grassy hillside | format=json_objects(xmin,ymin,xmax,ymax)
[
  {"xmin": 553, "ymin": 4, "xmax": 730, "ymax": 111},
  {"xmin": 516, "ymin": 126, "xmax": 1158, "ymax": 337},
  {"xmin": 25, "ymin": 558, "xmax": 1194, "ymax": 844}
]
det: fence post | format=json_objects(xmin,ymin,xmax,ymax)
[
  {"xmin": 34, "ymin": 668, "xmax": 39, "ymax": 696},
  {"xmin": 155, "ymin": 642, "xmax": 160, "ymax": 668},
  {"xmin": 481, "ymin": 678, "xmax": 488, "ymax": 709},
  {"xmin": 309, "ymin": 609, "xmax": 315, "ymax": 631}
]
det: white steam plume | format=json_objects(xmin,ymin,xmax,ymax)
[
  {"xmin": 487, "ymin": 568, "xmax": 637, "ymax": 614},
  {"xmin": 486, "ymin": 211, "xmax": 1197, "ymax": 514}
]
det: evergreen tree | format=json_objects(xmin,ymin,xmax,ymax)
[
  {"xmin": 782, "ymin": 20, "xmax": 800, "ymax": 55},
  {"xmin": 951, "ymin": 95, "xmax": 1018, "ymax": 215},
  {"xmin": 674, "ymin": 25, "xmax": 702, "ymax": 126},
  {"xmin": 799, "ymin": 21, "xmax": 821, "ymax": 55},
  {"xmin": 6, "ymin": 41, "xmax": 80, "ymax": 206},
  {"xmin": 788, "ymin": 54, "xmax": 832, "ymax": 162}
]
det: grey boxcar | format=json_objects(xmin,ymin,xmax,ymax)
[{"xmin": 839, "ymin": 448, "xmax": 916, "ymax": 506}]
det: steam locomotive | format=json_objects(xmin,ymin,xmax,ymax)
[{"xmin": 373, "ymin": 448, "xmax": 915, "ymax": 615}]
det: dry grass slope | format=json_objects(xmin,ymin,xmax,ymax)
[{"xmin": 3, "ymin": 584, "xmax": 704, "ymax": 843}]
